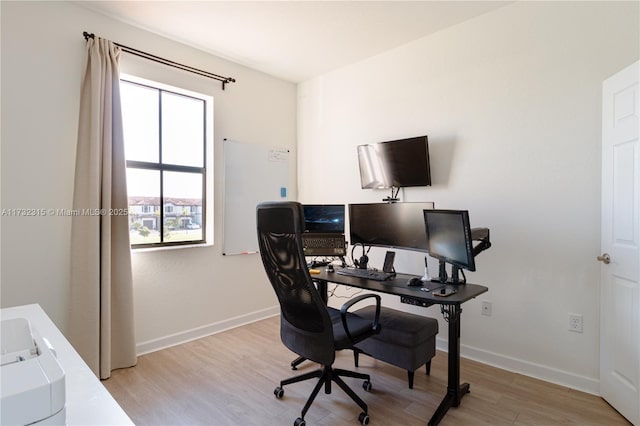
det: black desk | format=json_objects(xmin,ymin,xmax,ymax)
[{"xmin": 313, "ymin": 268, "xmax": 488, "ymax": 426}]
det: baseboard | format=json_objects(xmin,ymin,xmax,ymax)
[
  {"xmin": 136, "ymin": 306, "xmax": 280, "ymax": 356},
  {"xmin": 435, "ymin": 337, "xmax": 600, "ymax": 396}
]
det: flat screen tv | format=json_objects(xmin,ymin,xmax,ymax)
[
  {"xmin": 303, "ymin": 204, "xmax": 345, "ymax": 234},
  {"xmin": 357, "ymin": 135, "xmax": 431, "ymax": 189},
  {"xmin": 348, "ymin": 202, "xmax": 435, "ymax": 252}
]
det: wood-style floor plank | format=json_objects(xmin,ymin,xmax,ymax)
[{"xmin": 103, "ymin": 316, "xmax": 629, "ymax": 425}]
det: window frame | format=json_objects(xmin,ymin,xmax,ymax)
[{"xmin": 121, "ymin": 77, "xmax": 209, "ymax": 249}]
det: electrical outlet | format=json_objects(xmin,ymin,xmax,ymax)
[
  {"xmin": 569, "ymin": 314, "xmax": 583, "ymax": 333},
  {"xmin": 481, "ymin": 301, "xmax": 492, "ymax": 316}
]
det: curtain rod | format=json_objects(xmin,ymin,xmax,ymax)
[{"xmin": 83, "ymin": 32, "xmax": 236, "ymax": 90}]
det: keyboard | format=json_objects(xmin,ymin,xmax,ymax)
[
  {"xmin": 302, "ymin": 234, "xmax": 346, "ymax": 256},
  {"xmin": 336, "ymin": 268, "xmax": 394, "ymax": 281}
]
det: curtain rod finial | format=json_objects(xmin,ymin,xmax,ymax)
[{"xmin": 83, "ymin": 31, "xmax": 95, "ymax": 41}]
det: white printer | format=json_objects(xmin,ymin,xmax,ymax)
[{"xmin": 1, "ymin": 317, "xmax": 66, "ymax": 425}]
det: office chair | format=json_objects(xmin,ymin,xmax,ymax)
[{"xmin": 257, "ymin": 201, "xmax": 381, "ymax": 426}]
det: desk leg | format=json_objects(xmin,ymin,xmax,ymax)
[{"xmin": 428, "ymin": 304, "xmax": 469, "ymax": 426}]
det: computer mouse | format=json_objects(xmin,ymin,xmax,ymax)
[{"xmin": 407, "ymin": 277, "xmax": 423, "ymax": 287}]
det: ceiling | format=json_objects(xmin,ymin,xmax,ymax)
[{"xmin": 77, "ymin": 1, "xmax": 511, "ymax": 83}]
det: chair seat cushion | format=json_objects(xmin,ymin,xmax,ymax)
[
  {"xmin": 327, "ymin": 307, "xmax": 377, "ymax": 350},
  {"xmin": 353, "ymin": 305, "xmax": 438, "ymax": 347}
]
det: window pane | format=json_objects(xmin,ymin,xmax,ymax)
[
  {"xmin": 120, "ymin": 81, "xmax": 159, "ymax": 163},
  {"xmin": 163, "ymin": 171, "xmax": 203, "ymax": 242},
  {"xmin": 161, "ymin": 92, "xmax": 204, "ymax": 167},
  {"xmin": 127, "ymin": 168, "xmax": 161, "ymax": 244}
]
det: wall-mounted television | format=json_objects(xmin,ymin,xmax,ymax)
[{"xmin": 357, "ymin": 135, "xmax": 431, "ymax": 189}]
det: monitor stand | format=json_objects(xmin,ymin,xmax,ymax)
[{"xmin": 433, "ymin": 261, "xmax": 463, "ymax": 284}]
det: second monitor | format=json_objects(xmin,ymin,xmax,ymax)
[
  {"xmin": 349, "ymin": 202, "xmax": 435, "ymax": 252},
  {"xmin": 423, "ymin": 209, "xmax": 490, "ymax": 284}
]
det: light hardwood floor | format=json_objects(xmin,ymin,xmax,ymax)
[{"xmin": 103, "ymin": 316, "xmax": 629, "ymax": 426}]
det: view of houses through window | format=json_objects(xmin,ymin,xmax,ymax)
[{"xmin": 120, "ymin": 78, "xmax": 208, "ymax": 247}]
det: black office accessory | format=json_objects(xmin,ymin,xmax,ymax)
[
  {"xmin": 303, "ymin": 204, "xmax": 345, "ymax": 233},
  {"xmin": 257, "ymin": 201, "xmax": 381, "ymax": 426},
  {"xmin": 302, "ymin": 233, "xmax": 347, "ymax": 256},
  {"xmin": 349, "ymin": 202, "xmax": 435, "ymax": 252},
  {"xmin": 336, "ymin": 267, "xmax": 394, "ymax": 281},
  {"xmin": 301, "ymin": 204, "xmax": 346, "ymax": 256},
  {"xmin": 352, "ymin": 305, "xmax": 438, "ymax": 389},
  {"xmin": 351, "ymin": 242, "xmax": 370, "ymax": 269},
  {"xmin": 382, "ymin": 251, "xmax": 396, "ymax": 273},
  {"xmin": 423, "ymin": 209, "xmax": 491, "ymax": 284},
  {"xmin": 407, "ymin": 277, "xmax": 423, "ymax": 286}
]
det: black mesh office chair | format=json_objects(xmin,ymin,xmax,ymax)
[{"xmin": 257, "ymin": 201, "xmax": 381, "ymax": 426}]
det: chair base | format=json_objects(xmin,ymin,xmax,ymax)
[{"xmin": 275, "ymin": 364, "xmax": 371, "ymax": 424}]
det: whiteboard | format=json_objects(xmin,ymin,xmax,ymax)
[{"xmin": 223, "ymin": 139, "xmax": 290, "ymax": 255}]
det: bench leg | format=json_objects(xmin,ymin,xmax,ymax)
[
  {"xmin": 408, "ymin": 370, "xmax": 415, "ymax": 389},
  {"xmin": 426, "ymin": 360, "xmax": 432, "ymax": 376}
]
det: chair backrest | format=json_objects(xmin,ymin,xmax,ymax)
[{"xmin": 257, "ymin": 201, "xmax": 335, "ymax": 365}]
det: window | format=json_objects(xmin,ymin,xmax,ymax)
[{"xmin": 120, "ymin": 78, "xmax": 210, "ymax": 248}]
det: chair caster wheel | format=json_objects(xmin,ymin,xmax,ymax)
[
  {"xmin": 274, "ymin": 387, "xmax": 284, "ymax": 398},
  {"xmin": 358, "ymin": 412, "xmax": 370, "ymax": 425},
  {"xmin": 294, "ymin": 417, "xmax": 306, "ymax": 426},
  {"xmin": 362, "ymin": 380, "xmax": 372, "ymax": 392}
]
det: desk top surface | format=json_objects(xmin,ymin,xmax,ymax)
[
  {"xmin": 314, "ymin": 268, "xmax": 488, "ymax": 305},
  {"xmin": 1, "ymin": 304, "xmax": 134, "ymax": 425}
]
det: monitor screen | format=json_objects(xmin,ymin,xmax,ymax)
[
  {"xmin": 357, "ymin": 135, "xmax": 431, "ymax": 189},
  {"xmin": 303, "ymin": 204, "xmax": 345, "ymax": 234},
  {"xmin": 349, "ymin": 202, "xmax": 435, "ymax": 252},
  {"xmin": 423, "ymin": 210, "xmax": 475, "ymax": 272}
]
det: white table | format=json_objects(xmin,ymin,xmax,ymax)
[{"xmin": 1, "ymin": 304, "xmax": 134, "ymax": 425}]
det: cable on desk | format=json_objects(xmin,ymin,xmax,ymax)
[{"xmin": 328, "ymin": 285, "xmax": 364, "ymax": 299}]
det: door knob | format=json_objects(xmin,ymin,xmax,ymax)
[{"xmin": 597, "ymin": 253, "xmax": 611, "ymax": 264}]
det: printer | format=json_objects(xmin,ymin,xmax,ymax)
[{"xmin": 1, "ymin": 317, "xmax": 66, "ymax": 425}]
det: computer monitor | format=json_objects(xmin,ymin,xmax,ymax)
[
  {"xmin": 423, "ymin": 209, "xmax": 475, "ymax": 283},
  {"xmin": 303, "ymin": 204, "xmax": 345, "ymax": 234},
  {"xmin": 302, "ymin": 204, "xmax": 346, "ymax": 258},
  {"xmin": 348, "ymin": 202, "xmax": 435, "ymax": 252}
]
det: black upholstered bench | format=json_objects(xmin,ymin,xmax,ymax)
[{"xmin": 352, "ymin": 305, "xmax": 439, "ymax": 389}]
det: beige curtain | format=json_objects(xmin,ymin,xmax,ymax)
[{"xmin": 69, "ymin": 37, "xmax": 136, "ymax": 379}]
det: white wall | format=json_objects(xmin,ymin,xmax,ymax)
[
  {"xmin": 1, "ymin": 1, "xmax": 296, "ymax": 350},
  {"xmin": 298, "ymin": 1, "xmax": 639, "ymax": 393}
]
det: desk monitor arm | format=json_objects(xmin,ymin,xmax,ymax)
[
  {"xmin": 471, "ymin": 227, "xmax": 491, "ymax": 258},
  {"xmin": 444, "ymin": 227, "xmax": 492, "ymax": 284}
]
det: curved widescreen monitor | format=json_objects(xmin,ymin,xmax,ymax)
[
  {"xmin": 357, "ymin": 135, "xmax": 431, "ymax": 189},
  {"xmin": 423, "ymin": 209, "xmax": 475, "ymax": 272},
  {"xmin": 349, "ymin": 202, "xmax": 435, "ymax": 252},
  {"xmin": 303, "ymin": 204, "xmax": 345, "ymax": 234}
]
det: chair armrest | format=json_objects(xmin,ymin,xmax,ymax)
[{"xmin": 339, "ymin": 294, "xmax": 381, "ymax": 344}]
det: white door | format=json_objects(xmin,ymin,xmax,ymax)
[{"xmin": 600, "ymin": 60, "xmax": 640, "ymax": 424}]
